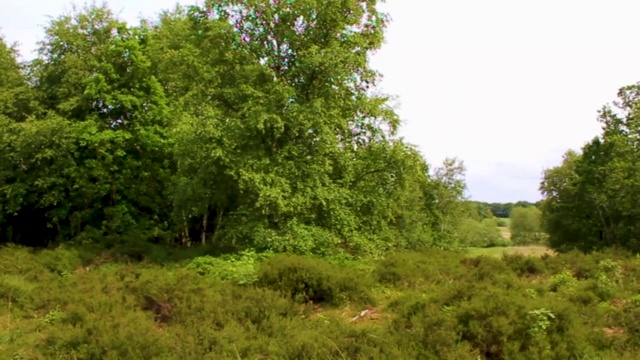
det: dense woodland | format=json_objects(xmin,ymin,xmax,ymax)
[
  {"xmin": 0, "ymin": 1, "xmax": 474, "ymax": 256},
  {"xmin": 4, "ymin": 1, "xmax": 640, "ymax": 358}
]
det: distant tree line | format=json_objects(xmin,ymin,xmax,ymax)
[{"xmin": 470, "ymin": 201, "xmax": 539, "ymax": 219}]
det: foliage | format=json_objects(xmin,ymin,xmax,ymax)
[
  {"xmin": 375, "ymin": 248, "xmax": 465, "ymax": 288},
  {"xmin": 3, "ymin": 244, "xmax": 640, "ymax": 358},
  {"xmin": 0, "ymin": 36, "xmax": 34, "ymax": 121},
  {"xmin": 502, "ymin": 253, "xmax": 546, "ymax": 277},
  {"xmin": 475, "ymin": 201, "xmax": 539, "ymax": 218},
  {"xmin": 457, "ymin": 217, "xmax": 509, "ymax": 248},
  {"xmin": 510, "ymin": 206, "xmax": 545, "ymax": 245},
  {"xmin": 0, "ymin": 1, "xmax": 471, "ymax": 256},
  {"xmin": 428, "ymin": 157, "xmax": 469, "ymax": 248},
  {"xmin": 257, "ymin": 254, "xmax": 374, "ymax": 306},
  {"xmin": 541, "ymin": 83, "xmax": 640, "ymax": 253},
  {"xmin": 185, "ymin": 250, "xmax": 269, "ymax": 285}
]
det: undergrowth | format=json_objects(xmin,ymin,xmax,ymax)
[{"xmin": 1, "ymin": 244, "xmax": 640, "ymax": 359}]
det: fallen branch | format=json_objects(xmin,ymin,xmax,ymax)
[{"xmin": 350, "ymin": 308, "xmax": 377, "ymax": 323}]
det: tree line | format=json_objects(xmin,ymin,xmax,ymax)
[
  {"xmin": 4, "ymin": 0, "xmax": 629, "ymax": 256},
  {"xmin": 469, "ymin": 201, "xmax": 540, "ymax": 219},
  {"xmin": 0, "ymin": 1, "xmax": 480, "ymax": 256}
]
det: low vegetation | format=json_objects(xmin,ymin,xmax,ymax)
[{"xmin": 1, "ymin": 244, "xmax": 640, "ymax": 359}]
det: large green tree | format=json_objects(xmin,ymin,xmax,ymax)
[
  {"xmin": 509, "ymin": 206, "xmax": 544, "ymax": 245},
  {"xmin": 146, "ymin": 1, "xmax": 439, "ymax": 255},
  {"xmin": 541, "ymin": 83, "xmax": 640, "ymax": 253},
  {"xmin": 1, "ymin": 5, "xmax": 172, "ymax": 246}
]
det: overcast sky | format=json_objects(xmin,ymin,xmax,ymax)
[{"xmin": 2, "ymin": 0, "xmax": 640, "ymax": 202}]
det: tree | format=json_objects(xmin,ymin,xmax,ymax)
[
  {"xmin": 427, "ymin": 157, "xmax": 468, "ymax": 248},
  {"xmin": 145, "ymin": 1, "xmax": 436, "ymax": 255},
  {"xmin": 0, "ymin": 35, "xmax": 34, "ymax": 121},
  {"xmin": 1, "ymin": 5, "xmax": 172, "ymax": 246},
  {"xmin": 509, "ymin": 206, "xmax": 544, "ymax": 245},
  {"xmin": 540, "ymin": 82, "xmax": 640, "ymax": 253},
  {"xmin": 456, "ymin": 218, "xmax": 507, "ymax": 248}
]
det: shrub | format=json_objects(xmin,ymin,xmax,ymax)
[
  {"xmin": 389, "ymin": 297, "xmax": 478, "ymax": 359},
  {"xmin": 549, "ymin": 270, "xmax": 578, "ymax": 293},
  {"xmin": 257, "ymin": 254, "xmax": 374, "ymax": 306},
  {"xmin": 376, "ymin": 250, "xmax": 464, "ymax": 288},
  {"xmin": 502, "ymin": 253, "xmax": 546, "ymax": 277},
  {"xmin": 185, "ymin": 250, "xmax": 268, "ymax": 285},
  {"xmin": 460, "ymin": 255, "xmax": 520, "ymax": 287}
]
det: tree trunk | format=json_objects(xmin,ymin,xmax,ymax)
[
  {"xmin": 201, "ymin": 211, "xmax": 208, "ymax": 246},
  {"xmin": 212, "ymin": 208, "xmax": 224, "ymax": 243},
  {"xmin": 181, "ymin": 213, "xmax": 190, "ymax": 247}
]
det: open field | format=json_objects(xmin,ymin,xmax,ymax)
[{"xmin": 2, "ymin": 244, "xmax": 640, "ymax": 359}]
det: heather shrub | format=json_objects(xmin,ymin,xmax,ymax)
[
  {"xmin": 257, "ymin": 254, "xmax": 374, "ymax": 306},
  {"xmin": 502, "ymin": 253, "xmax": 547, "ymax": 276},
  {"xmin": 2, "ymin": 244, "xmax": 640, "ymax": 359},
  {"xmin": 375, "ymin": 249, "xmax": 464, "ymax": 288}
]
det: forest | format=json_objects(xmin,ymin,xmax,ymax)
[{"xmin": 3, "ymin": 1, "xmax": 640, "ymax": 359}]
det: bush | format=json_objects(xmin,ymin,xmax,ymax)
[
  {"xmin": 549, "ymin": 270, "xmax": 578, "ymax": 293},
  {"xmin": 389, "ymin": 285, "xmax": 594, "ymax": 359},
  {"xmin": 388, "ymin": 297, "xmax": 478, "ymax": 359},
  {"xmin": 376, "ymin": 249, "xmax": 464, "ymax": 288},
  {"xmin": 257, "ymin": 254, "xmax": 374, "ymax": 306},
  {"xmin": 502, "ymin": 253, "xmax": 547, "ymax": 276},
  {"xmin": 185, "ymin": 250, "xmax": 269, "ymax": 285}
]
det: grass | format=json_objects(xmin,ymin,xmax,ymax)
[
  {"xmin": 498, "ymin": 226, "xmax": 511, "ymax": 239},
  {"xmin": 499, "ymin": 218, "xmax": 511, "ymax": 225}
]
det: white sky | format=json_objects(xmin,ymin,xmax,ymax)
[{"xmin": 2, "ymin": 0, "xmax": 640, "ymax": 202}]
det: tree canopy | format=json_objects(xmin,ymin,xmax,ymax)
[
  {"xmin": 0, "ymin": 1, "xmax": 476, "ymax": 257},
  {"xmin": 540, "ymin": 83, "xmax": 640, "ymax": 253}
]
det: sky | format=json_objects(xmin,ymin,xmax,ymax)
[{"xmin": 2, "ymin": 0, "xmax": 640, "ymax": 203}]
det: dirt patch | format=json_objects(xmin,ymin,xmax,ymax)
[
  {"xmin": 142, "ymin": 296, "xmax": 173, "ymax": 324},
  {"xmin": 603, "ymin": 327, "xmax": 626, "ymax": 337},
  {"xmin": 610, "ymin": 299, "xmax": 629, "ymax": 310}
]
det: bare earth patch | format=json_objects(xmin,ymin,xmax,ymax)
[{"xmin": 603, "ymin": 327, "xmax": 626, "ymax": 337}]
